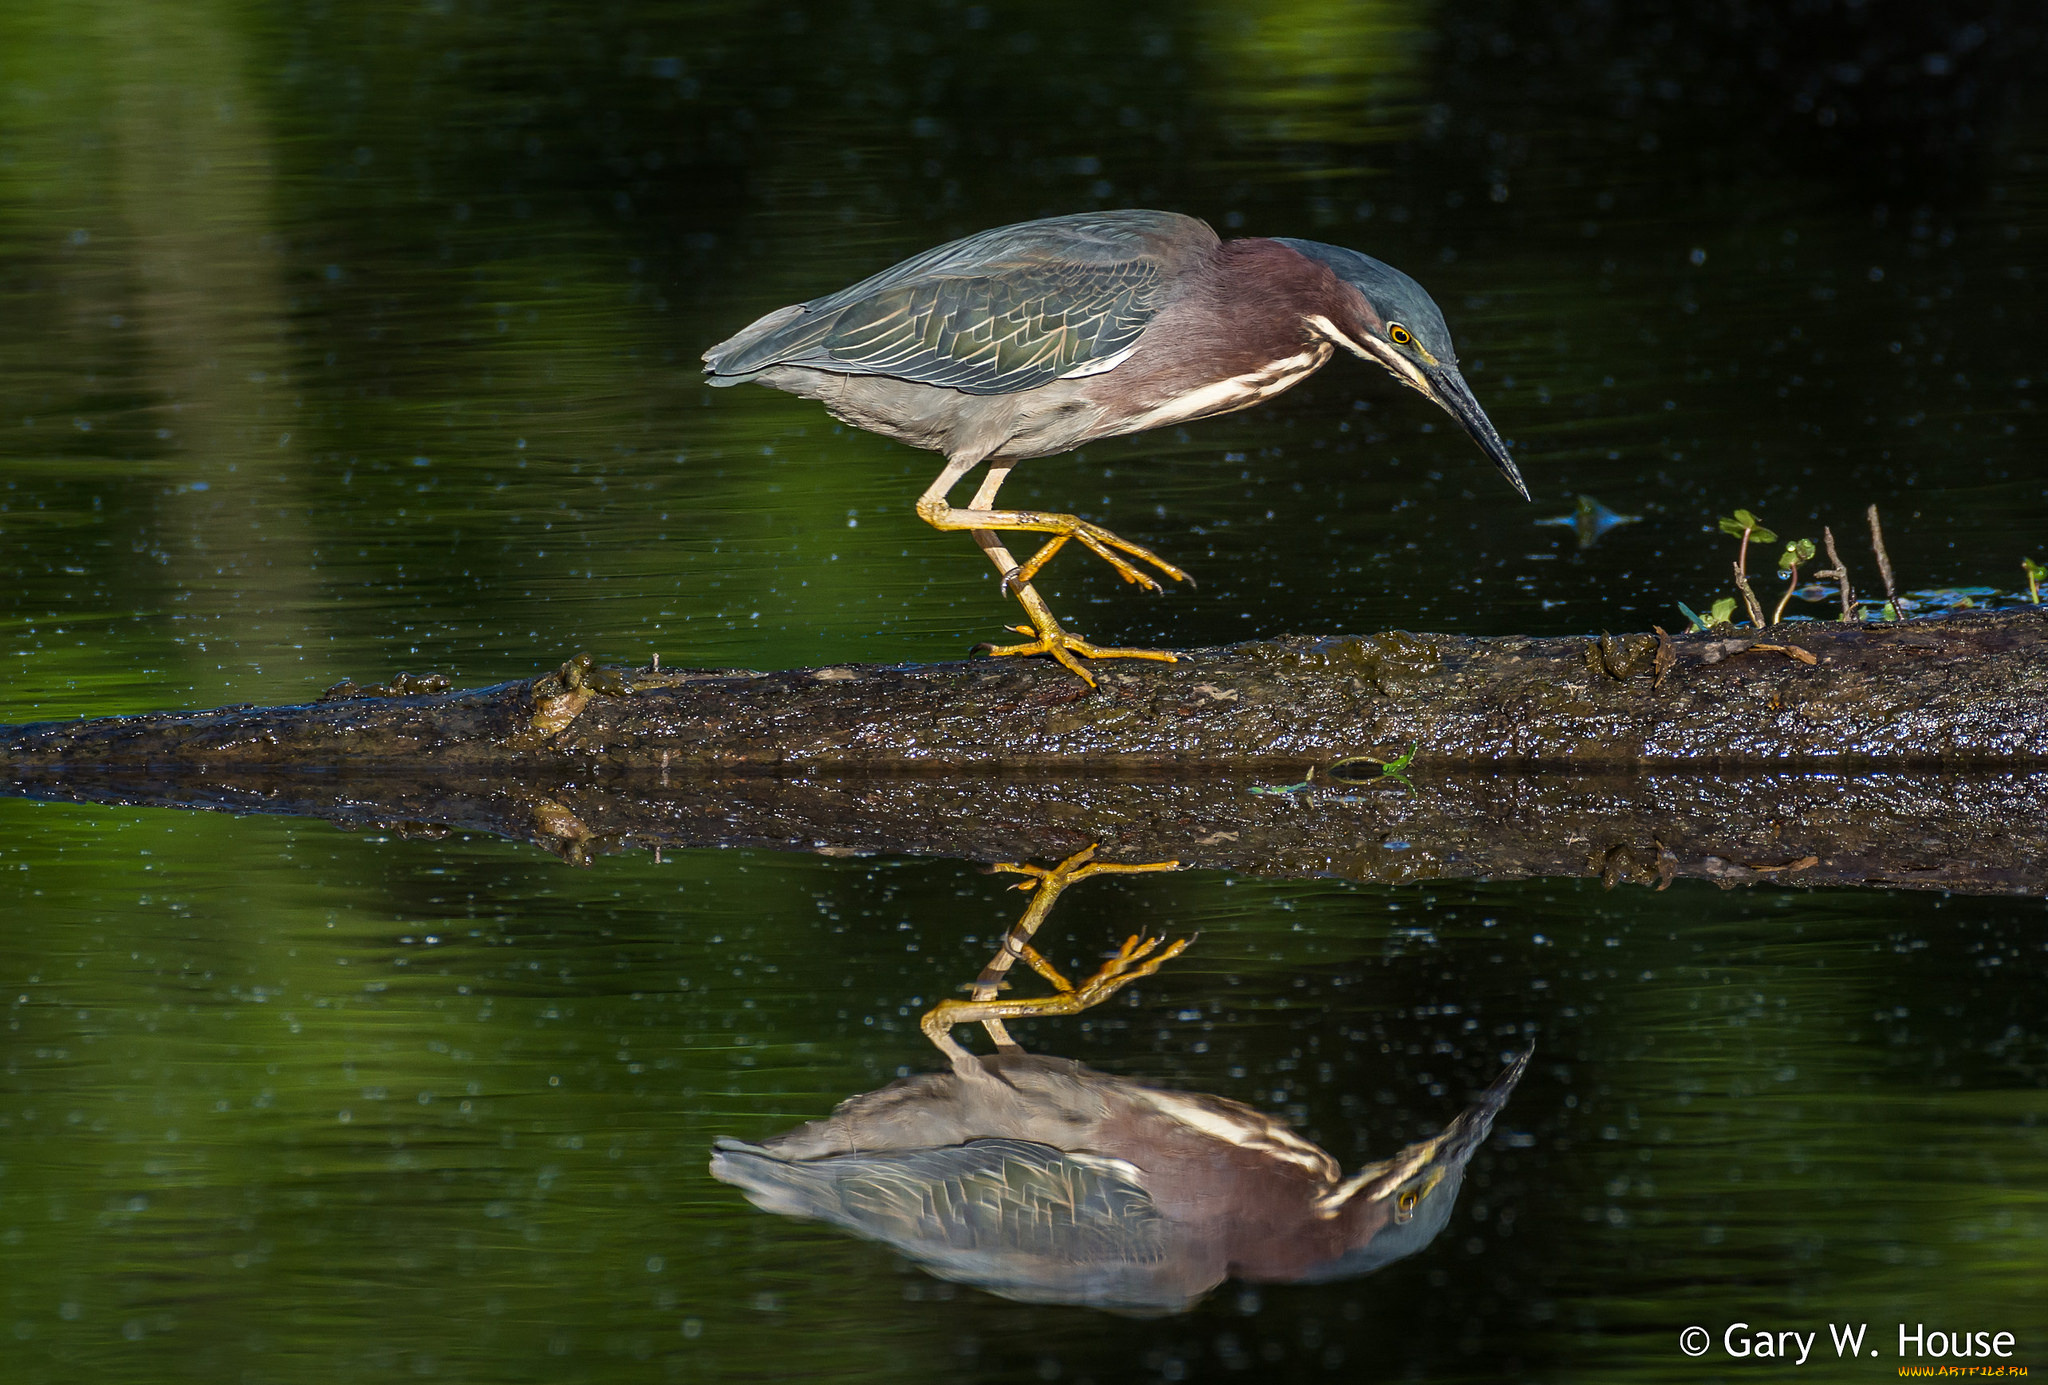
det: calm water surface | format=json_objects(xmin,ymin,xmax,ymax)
[{"xmin": 3, "ymin": 1, "xmax": 2046, "ymax": 1380}]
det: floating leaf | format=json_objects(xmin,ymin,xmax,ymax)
[{"xmin": 1536, "ymin": 494, "xmax": 1640, "ymax": 550}]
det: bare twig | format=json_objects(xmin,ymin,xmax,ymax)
[
  {"xmin": 1817, "ymin": 526, "xmax": 1856, "ymax": 622},
  {"xmin": 1867, "ymin": 505, "xmax": 1899, "ymax": 613},
  {"xmin": 1748, "ymin": 642, "xmax": 1819, "ymax": 666},
  {"xmin": 1733, "ymin": 559, "xmax": 1768, "ymax": 629}
]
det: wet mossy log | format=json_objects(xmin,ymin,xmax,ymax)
[{"xmin": 4, "ymin": 609, "xmax": 2045, "ymax": 771}]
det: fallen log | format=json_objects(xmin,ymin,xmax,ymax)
[
  {"xmin": 4, "ymin": 609, "xmax": 2044, "ymax": 894},
  {"xmin": 4, "ymin": 609, "xmax": 2044, "ymax": 770}
]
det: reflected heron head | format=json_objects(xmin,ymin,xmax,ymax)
[{"xmin": 1297, "ymin": 1046, "xmax": 1533, "ymax": 1283}]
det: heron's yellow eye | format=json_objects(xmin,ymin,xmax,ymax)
[
  {"xmin": 1395, "ymin": 1189, "xmax": 1419, "ymax": 1223},
  {"xmin": 1388, "ymin": 324, "xmax": 1412, "ymax": 347}
]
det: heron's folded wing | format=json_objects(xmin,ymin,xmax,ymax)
[{"xmin": 703, "ymin": 210, "xmax": 1215, "ymax": 396}]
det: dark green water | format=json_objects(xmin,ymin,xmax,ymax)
[{"xmin": 3, "ymin": 2, "xmax": 2045, "ymax": 1380}]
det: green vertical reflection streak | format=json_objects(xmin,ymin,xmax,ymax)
[{"xmin": 97, "ymin": 0, "xmax": 322, "ymax": 689}]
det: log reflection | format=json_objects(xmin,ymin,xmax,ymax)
[{"xmin": 711, "ymin": 849, "xmax": 1529, "ymax": 1313}]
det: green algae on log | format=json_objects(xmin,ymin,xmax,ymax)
[{"xmin": 3, "ymin": 609, "xmax": 2046, "ymax": 771}]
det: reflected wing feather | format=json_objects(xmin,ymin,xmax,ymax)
[{"xmin": 728, "ymin": 1137, "xmax": 1170, "ymax": 1264}]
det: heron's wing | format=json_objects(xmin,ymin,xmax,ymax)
[
  {"xmin": 712, "ymin": 1136, "xmax": 1169, "ymax": 1265},
  {"xmin": 703, "ymin": 210, "xmax": 1216, "ymax": 396}
]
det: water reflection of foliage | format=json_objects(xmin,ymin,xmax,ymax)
[{"xmin": 1198, "ymin": 0, "xmax": 1430, "ymax": 159}]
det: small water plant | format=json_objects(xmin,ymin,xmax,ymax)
[
  {"xmin": 1326, "ymin": 743, "xmax": 1421, "ymax": 792},
  {"xmin": 1683, "ymin": 505, "xmax": 2034, "ymax": 629},
  {"xmin": 1717, "ymin": 509, "xmax": 1776, "ymax": 627},
  {"xmin": 1676, "ymin": 598, "xmax": 1737, "ymax": 633},
  {"xmin": 1770, "ymin": 538, "xmax": 1818, "ymax": 625}
]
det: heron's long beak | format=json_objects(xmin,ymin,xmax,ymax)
[{"xmin": 1424, "ymin": 365, "xmax": 1529, "ymax": 501}]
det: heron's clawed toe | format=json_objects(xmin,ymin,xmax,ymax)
[
  {"xmin": 1076, "ymin": 933, "xmax": 1192, "ymax": 1001},
  {"xmin": 982, "ymin": 619, "xmax": 1180, "ymax": 687},
  {"xmin": 1008, "ymin": 517, "xmax": 1192, "ymax": 593}
]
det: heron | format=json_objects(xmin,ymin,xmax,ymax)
[
  {"xmin": 710, "ymin": 847, "xmax": 1531, "ymax": 1312},
  {"xmin": 704, "ymin": 210, "xmax": 1526, "ymax": 684}
]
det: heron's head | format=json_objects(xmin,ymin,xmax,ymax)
[{"xmin": 1275, "ymin": 237, "xmax": 1528, "ymax": 501}]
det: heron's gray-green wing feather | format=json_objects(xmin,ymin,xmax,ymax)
[
  {"xmin": 703, "ymin": 210, "xmax": 1214, "ymax": 396},
  {"xmin": 716, "ymin": 1137, "xmax": 1168, "ymax": 1265}
]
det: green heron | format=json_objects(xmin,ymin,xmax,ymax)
[
  {"xmin": 710, "ymin": 847, "xmax": 1531, "ymax": 1312},
  {"xmin": 704, "ymin": 209, "xmax": 1527, "ymax": 684}
]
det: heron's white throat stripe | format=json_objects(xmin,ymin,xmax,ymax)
[
  {"xmin": 1307, "ymin": 314, "xmax": 1433, "ymax": 397},
  {"xmin": 1125, "ymin": 343, "xmax": 1333, "ymax": 432}
]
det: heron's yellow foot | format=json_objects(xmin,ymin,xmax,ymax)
[
  {"xmin": 992, "ymin": 844, "xmax": 1182, "ymax": 898},
  {"xmin": 977, "ymin": 845, "xmax": 1181, "ymax": 995},
  {"xmin": 998, "ymin": 518, "xmax": 1194, "ymax": 595},
  {"xmin": 920, "ymin": 932, "xmax": 1192, "ymax": 1050},
  {"xmin": 915, "ymin": 496, "xmax": 1192, "ymax": 593},
  {"xmin": 1074, "ymin": 932, "xmax": 1192, "ymax": 1003},
  {"xmin": 980, "ymin": 617, "xmax": 1178, "ymax": 688}
]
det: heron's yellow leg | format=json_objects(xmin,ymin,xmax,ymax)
[
  {"xmin": 916, "ymin": 459, "xmax": 1187, "ymax": 687},
  {"xmin": 925, "ymin": 845, "xmax": 1181, "ymax": 1061}
]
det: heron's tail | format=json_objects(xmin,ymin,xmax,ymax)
[
  {"xmin": 701, "ymin": 303, "xmax": 811, "ymax": 384},
  {"xmin": 708, "ymin": 1139, "xmax": 842, "ymax": 1220}
]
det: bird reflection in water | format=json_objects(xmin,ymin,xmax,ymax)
[{"xmin": 711, "ymin": 847, "xmax": 1531, "ymax": 1313}]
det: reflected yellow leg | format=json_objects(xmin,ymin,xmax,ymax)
[
  {"xmin": 922, "ymin": 933, "xmax": 1191, "ymax": 1065},
  {"xmin": 922, "ymin": 844, "xmax": 1184, "ymax": 1066}
]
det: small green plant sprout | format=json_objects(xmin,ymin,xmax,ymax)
[
  {"xmin": 2025, "ymin": 557, "xmax": 2045, "ymax": 604},
  {"xmin": 1770, "ymin": 538, "xmax": 1819, "ymax": 624},
  {"xmin": 1676, "ymin": 598, "xmax": 1738, "ymax": 632},
  {"xmin": 1326, "ymin": 743, "xmax": 1421, "ymax": 792},
  {"xmin": 1718, "ymin": 509, "xmax": 1776, "ymax": 627}
]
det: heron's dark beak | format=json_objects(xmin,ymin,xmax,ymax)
[{"xmin": 1425, "ymin": 365, "xmax": 1528, "ymax": 501}]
